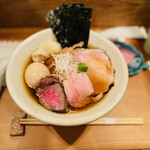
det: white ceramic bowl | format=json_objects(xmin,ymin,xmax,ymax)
[{"xmin": 6, "ymin": 29, "xmax": 128, "ymax": 126}]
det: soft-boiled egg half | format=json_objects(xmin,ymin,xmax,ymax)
[{"xmin": 25, "ymin": 62, "xmax": 50, "ymax": 88}]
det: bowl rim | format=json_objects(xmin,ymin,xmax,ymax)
[{"xmin": 6, "ymin": 28, "xmax": 128, "ymax": 126}]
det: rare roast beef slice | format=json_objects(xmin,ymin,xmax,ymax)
[
  {"xmin": 36, "ymin": 77, "xmax": 68, "ymax": 112},
  {"xmin": 46, "ymin": 3, "xmax": 92, "ymax": 48},
  {"xmin": 36, "ymin": 76, "xmax": 58, "ymax": 94}
]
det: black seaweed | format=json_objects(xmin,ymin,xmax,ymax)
[{"xmin": 46, "ymin": 3, "xmax": 92, "ymax": 48}]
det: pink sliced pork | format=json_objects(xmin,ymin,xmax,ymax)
[
  {"xmin": 63, "ymin": 71, "xmax": 94, "ymax": 108},
  {"xmin": 36, "ymin": 77, "xmax": 68, "ymax": 112},
  {"xmin": 75, "ymin": 49, "xmax": 114, "ymax": 94}
]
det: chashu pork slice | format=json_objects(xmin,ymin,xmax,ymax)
[
  {"xmin": 75, "ymin": 49, "xmax": 114, "ymax": 94},
  {"xmin": 63, "ymin": 71, "xmax": 94, "ymax": 108}
]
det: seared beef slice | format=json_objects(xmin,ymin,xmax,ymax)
[{"xmin": 36, "ymin": 77, "xmax": 68, "ymax": 112}]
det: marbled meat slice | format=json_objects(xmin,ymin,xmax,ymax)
[{"xmin": 36, "ymin": 77, "xmax": 68, "ymax": 112}]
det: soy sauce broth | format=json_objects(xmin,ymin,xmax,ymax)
[{"xmin": 22, "ymin": 45, "xmax": 109, "ymax": 114}]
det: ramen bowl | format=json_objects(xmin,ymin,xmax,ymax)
[{"xmin": 6, "ymin": 28, "xmax": 128, "ymax": 126}]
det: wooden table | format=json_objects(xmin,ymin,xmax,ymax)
[{"xmin": 0, "ymin": 28, "xmax": 150, "ymax": 150}]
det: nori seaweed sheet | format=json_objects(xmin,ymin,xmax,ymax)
[{"xmin": 46, "ymin": 3, "xmax": 92, "ymax": 48}]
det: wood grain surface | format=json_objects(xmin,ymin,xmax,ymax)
[
  {"xmin": 0, "ymin": 0, "xmax": 150, "ymax": 27},
  {"xmin": 0, "ymin": 28, "xmax": 150, "ymax": 150}
]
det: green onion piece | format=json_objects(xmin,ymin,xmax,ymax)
[{"xmin": 78, "ymin": 63, "xmax": 88, "ymax": 72}]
